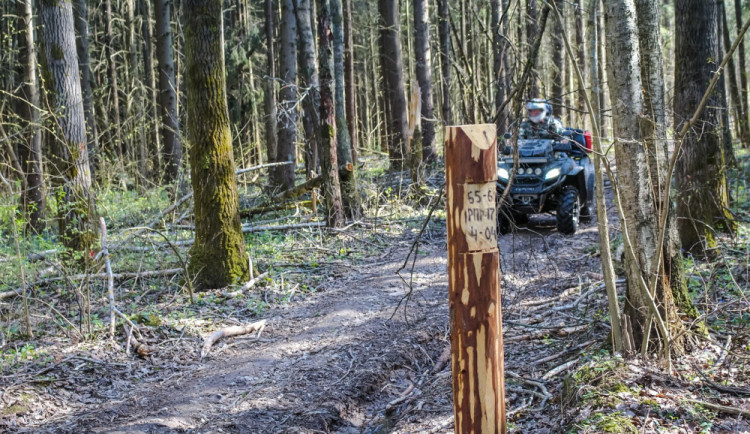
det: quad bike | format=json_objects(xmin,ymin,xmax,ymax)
[{"xmin": 496, "ymin": 128, "xmax": 595, "ymax": 235}]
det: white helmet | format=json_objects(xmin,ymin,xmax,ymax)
[{"xmin": 526, "ymin": 98, "xmax": 548, "ymax": 124}]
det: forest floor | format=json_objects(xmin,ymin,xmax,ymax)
[{"xmin": 0, "ymin": 157, "xmax": 749, "ymax": 433}]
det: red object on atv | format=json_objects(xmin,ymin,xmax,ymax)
[{"xmin": 584, "ymin": 130, "xmax": 592, "ymax": 152}]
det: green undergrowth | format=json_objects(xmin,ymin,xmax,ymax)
[
  {"xmin": 0, "ymin": 159, "xmax": 445, "ymax": 370},
  {"xmin": 563, "ymin": 356, "xmax": 640, "ymax": 433}
]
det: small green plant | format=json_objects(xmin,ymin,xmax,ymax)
[{"xmin": 573, "ymin": 412, "xmax": 638, "ymax": 433}]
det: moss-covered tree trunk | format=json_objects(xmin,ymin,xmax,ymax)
[
  {"xmin": 39, "ymin": 0, "xmax": 96, "ymax": 254},
  {"xmin": 674, "ymin": 0, "xmax": 737, "ymax": 254},
  {"xmin": 317, "ymin": 0, "xmax": 346, "ymax": 228},
  {"xmin": 184, "ymin": 0, "xmax": 249, "ymax": 289}
]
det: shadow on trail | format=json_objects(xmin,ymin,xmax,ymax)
[{"xmin": 35, "ymin": 244, "xmax": 451, "ymax": 434}]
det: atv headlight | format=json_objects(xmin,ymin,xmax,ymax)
[
  {"xmin": 534, "ymin": 168, "xmax": 542, "ymax": 176},
  {"xmin": 545, "ymin": 167, "xmax": 561, "ymax": 180},
  {"xmin": 497, "ymin": 167, "xmax": 509, "ymax": 179}
]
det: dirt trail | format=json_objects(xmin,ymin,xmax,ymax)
[
  {"xmin": 38, "ymin": 233, "xmax": 453, "ymax": 433},
  {"xmin": 13, "ymin": 195, "xmax": 614, "ymax": 434}
]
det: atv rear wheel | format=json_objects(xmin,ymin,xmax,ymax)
[
  {"xmin": 556, "ymin": 187, "xmax": 580, "ymax": 235},
  {"xmin": 513, "ymin": 212, "xmax": 529, "ymax": 225},
  {"xmin": 580, "ymin": 198, "xmax": 594, "ymax": 222}
]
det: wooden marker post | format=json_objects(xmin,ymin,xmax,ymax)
[{"xmin": 445, "ymin": 124, "xmax": 506, "ymax": 433}]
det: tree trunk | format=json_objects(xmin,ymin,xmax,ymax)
[
  {"xmin": 104, "ymin": 0, "xmax": 124, "ymax": 162},
  {"xmin": 264, "ymin": 0, "xmax": 278, "ymax": 181},
  {"xmin": 72, "ymin": 0, "xmax": 99, "ymax": 175},
  {"xmin": 674, "ymin": 0, "xmax": 737, "ymax": 253},
  {"xmin": 332, "ymin": 0, "xmax": 359, "ymax": 217},
  {"xmin": 39, "ymin": 0, "xmax": 97, "ymax": 253},
  {"xmin": 575, "ymin": 1, "xmax": 586, "ymax": 127},
  {"xmin": 296, "ymin": 0, "xmax": 320, "ymax": 178},
  {"xmin": 722, "ymin": 0, "xmax": 750, "ymax": 145},
  {"xmin": 491, "ymin": 0, "xmax": 508, "ymax": 134},
  {"xmin": 274, "ymin": 0, "xmax": 298, "ymax": 189},
  {"xmin": 587, "ymin": 0, "xmax": 622, "ymax": 353},
  {"xmin": 317, "ymin": 0, "xmax": 346, "ymax": 228},
  {"xmin": 15, "ymin": 0, "xmax": 45, "ymax": 233},
  {"xmin": 716, "ymin": 0, "xmax": 736, "ymax": 167},
  {"xmin": 634, "ymin": 0, "xmax": 699, "ymax": 336},
  {"xmin": 597, "ymin": 2, "xmax": 607, "ymax": 136},
  {"xmin": 735, "ymin": 0, "xmax": 749, "ymax": 143},
  {"xmin": 604, "ymin": 0, "xmax": 683, "ymax": 354},
  {"xmin": 379, "ymin": 0, "xmax": 409, "ymax": 170},
  {"xmin": 139, "ymin": 0, "xmax": 161, "ymax": 177},
  {"xmin": 125, "ymin": 0, "xmax": 147, "ymax": 180},
  {"xmin": 526, "ymin": 0, "xmax": 540, "ymax": 98},
  {"xmin": 414, "ymin": 0, "xmax": 436, "ymax": 163},
  {"xmin": 343, "ymin": 0, "xmax": 358, "ymax": 164},
  {"xmin": 551, "ymin": 0, "xmax": 565, "ymax": 117},
  {"xmin": 184, "ymin": 0, "xmax": 249, "ymax": 289},
  {"xmin": 155, "ymin": 0, "xmax": 182, "ymax": 183},
  {"xmin": 437, "ymin": 0, "xmax": 452, "ymax": 126}
]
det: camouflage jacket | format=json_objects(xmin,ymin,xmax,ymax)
[{"xmin": 519, "ymin": 117, "xmax": 565, "ymax": 140}]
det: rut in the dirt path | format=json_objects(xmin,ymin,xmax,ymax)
[{"xmin": 40, "ymin": 241, "xmax": 452, "ymax": 434}]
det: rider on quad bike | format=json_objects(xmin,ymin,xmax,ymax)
[
  {"xmin": 496, "ymin": 98, "xmax": 595, "ymax": 235},
  {"xmin": 519, "ymin": 98, "xmax": 565, "ymax": 140}
]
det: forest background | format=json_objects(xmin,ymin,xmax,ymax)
[{"xmin": 0, "ymin": 0, "xmax": 748, "ymax": 432}]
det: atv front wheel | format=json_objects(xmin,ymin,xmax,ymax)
[
  {"xmin": 497, "ymin": 207, "xmax": 513, "ymax": 235},
  {"xmin": 556, "ymin": 187, "xmax": 580, "ymax": 235}
]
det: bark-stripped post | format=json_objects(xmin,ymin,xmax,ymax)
[{"xmin": 445, "ymin": 124, "xmax": 506, "ymax": 433}]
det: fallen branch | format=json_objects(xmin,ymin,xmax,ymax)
[
  {"xmin": 0, "ymin": 249, "xmax": 60, "ymax": 263},
  {"xmin": 32, "ymin": 268, "xmax": 183, "ymax": 287},
  {"xmin": 519, "ymin": 285, "xmax": 581, "ymax": 307},
  {"xmin": 243, "ymin": 222, "xmax": 325, "ymax": 233},
  {"xmin": 222, "ymin": 271, "xmax": 270, "ymax": 298},
  {"xmin": 240, "ymin": 174, "xmax": 323, "ymax": 218},
  {"xmin": 238, "ymin": 200, "xmax": 315, "ymax": 219},
  {"xmin": 118, "ymin": 223, "xmax": 326, "ymax": 253},
  {"xmin": 504, "ymin": 324, "xmax": 590, "ymax": 343},
  {"xmin": 0, "ymin": 290, "xmax": 19, "ymax": 300},
  {"xmin": 111, "ymin": 191, "xmax": 194, "ymax": 251},
  {"xmin": 506, "ymin": 370, "xmax": 553, "ymax": 407},
  {"xmin": 201, "ymin": 319, "xmax": 267, "ymax": 359},
  {"xmin": 235, "ymin": 161, "xmax": 293, "ymax": 175},
  {"xmin": 123, "ymin": 323, "xmax": 151, "ymax": 357},
  {"xmin": 684, "ymin": 398, "xmax": 750, "ymax": 418},
  {"xmin": 541, "ymin": 358, "xmax": 579, "ymax": 380},
  {"xmin": 531, "ymin": 339, "xmax": 597, "ymax": 367}
]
